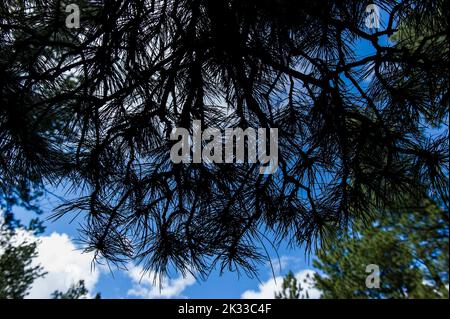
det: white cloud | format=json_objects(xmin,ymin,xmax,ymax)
[
  {"xmin": 127, "ymin": 266, "xmax": 196, "ymax": 299},
  {"xmin": 241, "ymin": 269, "xmax": 321, "ymax": 299},
  {"xmin": 26, "ymin": 232, "xmax": 101, "ymax": 299},
  {"xmin": 268, "ymin": 256, "xmax": 302, "ymax": 274}
]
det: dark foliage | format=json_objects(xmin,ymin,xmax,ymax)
[
  {"xmin": 275, "ymin": 270, "xmax": 312, "ymax": 299},
  {"xmin": 0, "ymin": 217, "xmax": 46, "ymax": 299},
  {"xmin": 313, "ymin": 197, "xmax": 449, "ymax": 298},
  {"xmin": 0, "ymin": 1, "xmax": 448, "ymax": 279},
  {"xmin": 52, "ymin": 280, "xmax": 101, "ymax": 299}
]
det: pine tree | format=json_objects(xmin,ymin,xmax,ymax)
[
  {"xmin": 1, "ymin": 191, "xmax": 100, "ymax": 299},
  {"xmin": 0, "ymin": 214, "xmax": 46, "ymax": 298},
  {"xmin": 313, "ymin": 198, "xmax": 449, "ymax": 299},
  {"xmin": 275, "ymin": 271, "xmax": 312, "ymax": 299},
  {"xmin": 275, "ymin": 271, "xmax": 299, "ymax": 299},
  {"xmin": 52, "ymin": 280, "xmax": 101, "ymax": 299},
  {"xmin": 1, "ymin": 1, "xmax": 448, "ymax": 278}
]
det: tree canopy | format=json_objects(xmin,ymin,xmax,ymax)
[
  {"xmin": 0, "ymin": 199, "xmax": 100, "ymax": 299},
  {"xmin": 313, "ymin": 197, "xmax": 449, "ymax": 298},
  {"xmin": 1, "ymin": 1, "xmax": 448, "ymax": 279},
  {"xmin": 0, "ymin": 218, "xmax": 46, "ymax": 299},
  {"xmin": 275, "ymin": 271, "xmax": 312, "ymax": 299},
  {"xmin": 52, "ymin": 280, "xmax": 101, "ymax": 299}
]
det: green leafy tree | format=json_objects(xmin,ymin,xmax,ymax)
[
  {"xmin": 0, "ymin": 216, "xmax": 46, "ymax": 299},
  {"xmin": 1, "ymin": 163, "xmax": 47, "ymax": 299},
  {"xmin": 275, "ymin": 271, "xmax": 311, "ymax": 299},
  {"xmin": 52, "ymin": 280, "xmax": 101, "ymax": 299},
  {"xmin": 312, "ymin": 198, "xmax": 449, "ymax": 299},
  {"xmin": 1, "ymin": 193, "xmax": 100, "ymax": 299},
  {"xmin": 0, "ymin": 216, "xmax": 102, "ymax": 299},
  {"xmin": 1, "ymin": 0, "xmax": 448, "ymax": 277},
  {"xmin": 279, "ymin": 7, "xmax": 450, "ymax": 299},
  {"xmin": 389, "ymin": 1, "xmax": 449, "ymax": 137}
]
